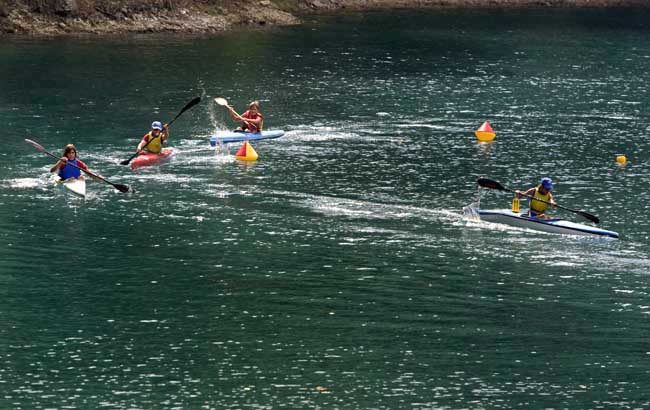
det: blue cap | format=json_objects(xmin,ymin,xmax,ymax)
[
  {"xmin": 151, "ymin": 121, "xmax": 163, "ymax": 130},
  {"xmin": 540, "ymin": 177, "xmax": 553, "ymax": 191}
]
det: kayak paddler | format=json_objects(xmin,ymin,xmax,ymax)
[
  {"xmin": 136, "ymin": 121, "xmax": 169, "ymax": 155},
  {"xmin": 227, "ymin": 100, "xmax": 264, "ymax": 133},
  {"xmin": 49, "ymin": 144, "xmax": 91, "ymax": 180},
  {"xmin": 515, "ymin": 177, "xmax": 557, "ymax": 219}
]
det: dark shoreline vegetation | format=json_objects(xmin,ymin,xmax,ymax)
[{"xmin": 2, "ymin": 0, "xmax": 650, "ymax": 35}]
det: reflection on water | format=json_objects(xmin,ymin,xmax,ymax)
[
  {"xmin": 476, "ymin": 140, "xmax": 495, "ymax": 157},
  {"xmin": 2, "ymin": 8, "xmax": 650, "ymax": 410}
]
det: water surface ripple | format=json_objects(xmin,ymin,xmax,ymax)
[{"xmin": 1, "ymin": 9, "xmax": 650, "ymax": 409}]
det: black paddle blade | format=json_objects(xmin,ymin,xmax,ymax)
[
  {"xmin": 119, "ymin": 159, "xmax": 131, "ymax": 166},
  {"xmin": 576, "ymin": 210, "xmax": 599, "ymax": 224},
  {"xmin": 477, "ymin": 178, "xmax": 505, "ymax": 190},
  {"xmin": 175, "ymin": 97, "xmax": 201, "ymax": 118},
  {"xmin": 166, "ymin": 96, "xmax": 202, "ymax": 127},
  {"xmin": 114, "ymin": 184, "xmax": 130, "ymax": 193},
  {"xmin": 185, "ymin": 96, "xmax": 201, "ymax": 109}
]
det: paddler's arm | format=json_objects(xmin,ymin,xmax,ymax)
[
  {"xmin": 50, "ymin": 157, "xmax": 67, "ymax": 173},
  {"xmin": 76, "ymin": 160, "xmax": 99, "ymax": 179},
  {"xmin": 136, "ymin": 134, "xmax": 148, "ymax": 154},
  {"xmin": 242, "ymin": 114, "xmax": 262, "ymax": 129},
  {"xmin": 515, "ymin": 188, "xmax": 536, "ymax": 199},
  {"xmin": 162, "ymin": 123, "xmax": 170, "ymax": 142},
  {"xmin": 236, "ymin": 111, "xmax": 262, "ymax": 131},
  {"xmin": 227, "ymin": 107, "xmax": 257, "ymax": 130},
  {"xmin": 227, "ymin": 105, "xmax": 242, "ymax": 121},
  {"xmin": 77, "ymin": 159, "xmax": 90, "ymax": 173}
]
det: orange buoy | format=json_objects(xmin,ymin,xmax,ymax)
[
  {"xmin": 475, "ymin": 121, "xmax": 496, "ymax": 142},
  {"xmin": 615, "ymin": 154, "xmax": 627, "ymax": 165},
  {"xmin": 235, "ymin": 141, "xmax": 258, "ymax": 161}
]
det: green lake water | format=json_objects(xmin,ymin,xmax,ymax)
[{"xmin": 1, "ymin": 8, "xmax": 650, "ymax": 409}]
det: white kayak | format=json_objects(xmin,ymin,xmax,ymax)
[
  {"xmin": 478, "ymin": 209, "xmax": 619, "ymax": 239},
  {"xmin": 54, "ymin": 176, "xmax": 86, "ymax": 198}
]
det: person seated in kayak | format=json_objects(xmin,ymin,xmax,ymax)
[
  {"xmin": 49, "ymin": 144, "xmax": 90, "ymax": 180},
  {"xmin": 227, "ymin": 100, "xmax": 263, "ymax": 133},
  {"xmin": 137, "ymin": 121, "xmax": 169, "ymax": 154},
  {"xmin": 515, "ymin": 177, "xmax": 557, "ymax": 219}
]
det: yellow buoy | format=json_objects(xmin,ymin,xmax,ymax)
[
  {"xmin": 235, "ymin": 141, "xmax": 258, "ymax": 161},
  {"xmin": 475, "ymin": 121, "xmax": 496, "ymax": 142},
  {"xmin": 615, "ymin": 154, "xmax": 627, "ymax": 165}
]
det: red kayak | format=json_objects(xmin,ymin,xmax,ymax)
[{"xmin": 131, "ymin": 149, "xmax": 174, "ymax": 170}]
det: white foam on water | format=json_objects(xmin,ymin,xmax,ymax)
[{"xmin": 6, "ymin": 178, "xmax": 41, "ymax": 189}]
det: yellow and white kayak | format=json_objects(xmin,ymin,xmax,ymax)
[{"xmin": 53, "ymin": 175, "xmax": 86, "ymax": 198}]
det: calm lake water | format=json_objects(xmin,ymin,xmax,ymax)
[{"xmin": 2, "ymin": 8, "xmax": 650, "ymax": 409}]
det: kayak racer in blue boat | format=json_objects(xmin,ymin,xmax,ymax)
[
  {"xmin": 227, "ymin": 100, "xmax": 264, "ymax": 133},
  {"xmin": 515, "ymin": 177, "xmax": 557, "ymax": 219}
]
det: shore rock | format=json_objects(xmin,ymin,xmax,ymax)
[{"xmin": 1, "ymin": 0, "xmax": 649, "ymax": 35}]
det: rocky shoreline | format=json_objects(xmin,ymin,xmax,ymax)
[{"xmin": 2, "ymin": 0, "xmax": 650, "ymax": 35}]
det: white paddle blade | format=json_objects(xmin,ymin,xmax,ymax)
[
  {"xmin": 25, "ymin": 138, "xmax": 46, "ymax": 153},
  {"xmin": 214, "ymin": 97, "xmax": 228, "ymax": 106}
]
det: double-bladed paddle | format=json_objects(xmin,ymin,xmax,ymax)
[
  {"xmin": 477, "ymin": 177, "xmax": 600, "ymax": 224},
  {"xmin": 25, "ymin": 138, "xmax": 130, "ymax": 193},
  {"xmin": 120, "ymin": 96, "xmax": 201, "ymax": 166}
]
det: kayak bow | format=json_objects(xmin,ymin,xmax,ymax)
[
  {"xmin": 130, "ymin": 149, "xmax": 174, "ymax": 170},
  {"xmin": 53, "ymin": 175, "xmax": 86, "ymax": 198}
]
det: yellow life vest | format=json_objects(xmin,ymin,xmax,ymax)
[
  {"xmin": 144, "ymin": 131, "xmax": 163, "ymax": 153},
  {"xmin": 530, "ymin": 186, "xmax": 551, "ymax": 213}
]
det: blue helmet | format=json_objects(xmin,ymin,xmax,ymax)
[
  {"xmin": 540, "ymin": 177, "xmax": 554, "ymax": 191},
  {"xmin": 151, "ymin": 121, "xmax": 163, "ymax": 130}
]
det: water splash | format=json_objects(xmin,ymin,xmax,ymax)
[{"xmin": 462, "ymin": 200, "xmax": 481, "ymax": 221}]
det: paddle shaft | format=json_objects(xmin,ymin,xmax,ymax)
[
  {"xmin": 121, "ymin": 96, "xmax": 201, "ymax": 165},
  {"xmin": 25, "ymin": 139, "xmax": 130, "ymax": 193},
  {"xmin": 477, "ymin": 178, "xmax": 599, "ymax": 224},
  {"xmin": 215, "ymin": 97, "xmax": 256, "ymax": 128},
  {"xmin": 516, "ymin": 189, "xmax": 598, "ymax": 223},
  {"xmin": 228, "ymin": 106, "xmax": 253, "ymax": 127}
]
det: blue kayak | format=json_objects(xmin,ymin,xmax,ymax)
[{"xmin": 210, "ymin": 130, "xmax": 285, "ymax": 146}]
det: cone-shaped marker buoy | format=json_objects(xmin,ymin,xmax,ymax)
[
  {"xmin": 475, "ymin": 121, "xmax": 496, "ymax": 142},
  {"xmin": 235, "ymin": 141, "xmax": 258, "ymax": 161}
]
